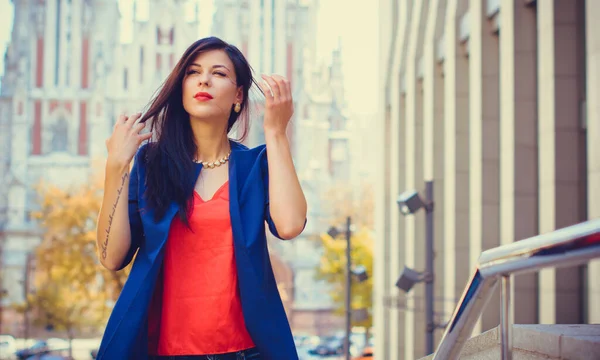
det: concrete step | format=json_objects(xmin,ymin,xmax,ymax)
[{"xmin": 420, "ymin": 324, "xmax": 600, "ymax": 360}]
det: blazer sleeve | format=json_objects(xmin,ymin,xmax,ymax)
[
  {"xmin": 261, "ymin": 150, "xmax": 307, "ymax": 240},
  {"xmin": 116, "ymin": 147, "xmax": 146, "ymax": 271}
]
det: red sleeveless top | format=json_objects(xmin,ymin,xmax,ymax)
[{"xmin": 147, "ymin": 181, "xmax": 255, "ymax": 355}]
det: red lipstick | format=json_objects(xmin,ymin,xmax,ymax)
[{"xmin": 194, "ymin": 92, "xmax": 213, "ymax": 101}]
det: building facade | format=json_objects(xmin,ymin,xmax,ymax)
[
  {"xmin": 283, "ymin": 43, "xmax": 353, "ymax": 336},
  {"xmin": 211, "ymin": 0, "xmax": 312, "ymax": 148},
  {"xmin": 0, "ymin": 0, "xmax": 202, "ymax": 335},
  {"xmin": 213, "ymin": 0, "xmax": 356, "ymax": 336},
  {"xmin": 376, "ymin": 0, "xmax": 600, "ymax": 359}
]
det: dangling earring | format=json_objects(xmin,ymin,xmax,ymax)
[{"xmin": 234, "ymin": 103, "xmax": 241, "ymax": 113}]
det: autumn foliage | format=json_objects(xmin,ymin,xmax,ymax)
[
  {"xmin": 19, "ymin": 168, "xmax": 130, "ymax": 337},
  {"xmin": 314, "ymin": 183, "xmax": 374, "ymax": 328}
]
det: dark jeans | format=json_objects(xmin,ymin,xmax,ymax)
[{"xmin": 150, "ymin": 347, "xmax": 260, "ymax": 360}]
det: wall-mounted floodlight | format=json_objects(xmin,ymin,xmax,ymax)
[
  {"xmin": 396, "ymin": 182, "xmax": 437, "ymax": 354},
  {"xmin": 352, "ymin": 265, "xmax": 368, "ymax": 283},
  {"xmin": 327, "ymin": 226, "xmax": 341, "ymax": 238},
  {"xmin": 395, "ymin": 265, "xmax": 427, "ymax": 293},
  {"xmin": 352, "ymin": 308, "xmax": 369, "ymax": 322},
  {"xmin": 397, "ymin": 189, "xmax": 429, "ymax": 215}
]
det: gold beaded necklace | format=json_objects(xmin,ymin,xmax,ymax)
[{"xmin": 194, "ymin": 150, "xmax": 232, "ymax": 169}]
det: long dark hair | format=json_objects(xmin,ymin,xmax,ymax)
[{"xmin": 139, "ymin": 37, "xmax": 258, "ymax": 225}]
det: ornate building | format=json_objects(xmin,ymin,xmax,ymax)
[
  {"xmin": 0, "ymin": 0, "xmax": 353, "ymax": 337},
  {"xmin": 0, "ymin": 0, "xmax": 201, "ymax": 335},
  {"xmin": 213, "ymin": 0, "xmax": 353, "ymax": 336},
  {"xmin": 211, "ymin": 0, "xmax": 312, "ymax": 150},
  {"xmin": 283, "ymin": 42, "xmax": 352, "ymax": 336}
]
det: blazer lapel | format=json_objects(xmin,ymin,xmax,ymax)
[{"xmin": 228, "ymin": 143, "xmax": 265, "ymax": 306}]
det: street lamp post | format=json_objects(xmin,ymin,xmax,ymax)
[
  {"xmin": 424, "ymin": 181, "xmax": 435, "ymax": 353},
  {"xmin": 23, "ymin": 251, "xmax": 34, "ymax": 343},
  {"xmin": 328, "ymin": 216, "xmax": 352, "ymax": 360},
  {"xmin": 328, "ymin": 216, "xmax": 370, "ymax": 360},
  {"xmin": 396, "ymin": 181, "xmax": 436, "ymax": 355},
  {"xmin": 0, "ymin": 205, "xmax": 7, "ymax": 335},
  {"xmin": 344, "ymin": 216, "xmax": 351, "ymax": 360}
]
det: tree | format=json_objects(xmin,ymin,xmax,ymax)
[
  {"xmin": 314, "ymin": 182, "xmax": 375, "ymax": 330},
  {"xmin": 18, "ymin": 167, "xmax": 131, "ymax": 345},
  {"xmin": 315, "ymin": 228, "xmax": 374, "ymax": 329},
  {"xmin": 23, "ymin": 268, "xmax": 109, "ymax": 357}
]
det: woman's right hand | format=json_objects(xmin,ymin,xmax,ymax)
[{"xmin": 105, "ymin": 113, "xmax": 152, "ymax": 169}]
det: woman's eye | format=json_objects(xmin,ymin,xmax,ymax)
[
  {"xmin": 186, "ymin": 70, "xmax": 199, "ymax": 75},
  {"xmin": 214, "ymin": 72, "xmax": 226, "ymax": 77}
]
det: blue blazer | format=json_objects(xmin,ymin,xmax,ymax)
[{"xmin": 96, "ymin": 140, "xmax": 300, "ymax": 360}]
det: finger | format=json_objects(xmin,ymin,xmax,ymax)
[
  {"xmin": 133, "ymin": 112, "xmax": 145, "ymax": 124},
  {"xmin": 270, "ymin": 75, "xmax": 286, "ymax": 98},
  {"xmin": 114, "ymin": 114, "xmax": 127, "ymax": 129},
  {"xmin": 138, "ymin": 132, "xmax": 153, "ymax": 142},
  {"xmin": 126, "ymin": 112, "xmax": 142, "ymax": 126},
  {"xmin": 262, "ymin": 75, "xmax": 281, "ymax": 100},
  {"xmin": 274, "ymin": 76, "xmax": 291, "ymax": 102},
  {"xmin": 259, "ymin": 80, "xmax": 274, "ymax": 102},
  {"xmin": 132, "ymin": 122, "xmax": 146, "ymax": 134}
]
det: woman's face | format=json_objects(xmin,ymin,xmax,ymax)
[{"xmin": 182, "ymin": 49, "xmax": 243, "ymax": 123}]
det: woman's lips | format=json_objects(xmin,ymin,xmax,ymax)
[{"xmin": 194, "ymin": 92, "xmax": 213, "ymax": 101}]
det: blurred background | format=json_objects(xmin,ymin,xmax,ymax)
[
  {"xmin": 0, "ymin": 0, "xmax": 378, "ymax": 359},
  {"xmin": 0, "ymin": 0, "xmax": 599, "ymax": 360}
]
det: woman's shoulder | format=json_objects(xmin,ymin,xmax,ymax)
[
  {"xmin": 131, "ymin": 143, "xmax": 151, "ymax": 167},
  {"xmin": 230, "ymin": 139, "xmax": 266, "ymax": 154},
  {"xmin": 231, "ymin": 140, "xmax": 268, "ymax": 162},
  {"xmin": 137, "ymin": 142, "xmax": 151, "ymax": 157}
]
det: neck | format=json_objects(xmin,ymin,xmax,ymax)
[{"xmin": 190, "ymin": 117, "xmax": 231, "ymax": 162}]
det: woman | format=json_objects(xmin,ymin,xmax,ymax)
[{"xmin": 95, "ymin": 37, "xmax": 307, "ymax": 360}]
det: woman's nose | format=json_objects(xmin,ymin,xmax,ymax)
[{"xmin": 198, "ymin": 73, "xmax": 210, "ymax": 86}]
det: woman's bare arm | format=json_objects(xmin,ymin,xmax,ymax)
[
  {"xmin": 96, "ymin": 162, "xmax": 132, "ymax": 270},
  {"xmin": 265, "ymin": 131, "xmax": 307, "ymax": 239},
  {"xmin": 260, "ymin": 74, "xmax": 307, "ymax": 239},
  {"xmin": 96, "ymin": 113, "xmax": 151, "ymax": 270}
]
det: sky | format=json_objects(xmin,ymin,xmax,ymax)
[{"xmin": 0, "ymin": 0, "xmax": 378, "ymax": 115}]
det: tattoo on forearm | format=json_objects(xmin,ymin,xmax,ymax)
[{"xmin": 101, "ymin": 172, "xmax": 128, "ymax": 260}]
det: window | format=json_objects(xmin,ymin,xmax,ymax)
[
  {"xmin": 51, "ymin": 118, "xmax": 69, "ymax": 152},
  {"xmin": 271, "ymin": 0, "xmax": 275, "ymax": 73},
  {"xmin": 25, "ymin": 189, "xmax": 39, "ymax": 223},
  {"xmin": 2, "ymin": 250, "xmax": 27, "ymax": 266},
  {"xmin": 65, "ymin": 0, "xmax": 73, "ymax": 86},
  {"xmin": 55, "ymin": 0, "xmax": 61, "ymax": 86},
  {"xmin": 330, "ymin": 116, "xmax": 345, "ymax": 131},
  {"xmin": 139, "ymin": 47, "xmax": 144, "ymax": 82},
  {"xmin": 260, "ymin": 0, "xmax": 265, "ymax": 71}
]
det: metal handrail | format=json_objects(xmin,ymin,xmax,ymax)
[{"xmin": 432, "ymin": 219, "xmax": 600, "ymax": 360}]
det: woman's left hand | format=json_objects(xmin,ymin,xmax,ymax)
[{"xmin": 260, "ymin": 74, "xmax": 294, "ymax": 135}]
